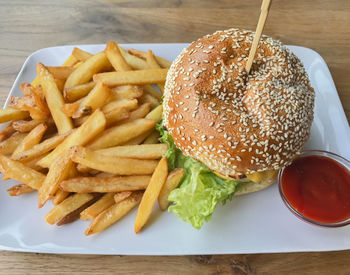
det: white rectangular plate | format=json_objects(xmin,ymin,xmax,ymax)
[{"xmin": 1, "ymin": 44, "xmax": 350, "ymax": 255}]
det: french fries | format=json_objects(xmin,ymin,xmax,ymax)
[
  {"xmin": 112, "ymin": 85, "xmax": 143, "ymax": 101},
  {"xmin": 128, "ymin": 48, "xmax": 172, "ymax": 68},
  {"xmin": 0, "ymin": 132, "xmax": 27, "ymax": 155},
  {"xmin": 52, "ymin": 189, "xmax": 70, "ymax": 205},
  {"xmin": 0, "ymin": 154, "xmax": 45, "ymax": 189},
  {"xmin": 146, "ymin": 50, "xmax": 165, "ymax": 93},
  {"xmin": 46, "ymin": 66, "xmax": 75, "ymax": 80},
  {"xmin": 0, "ymin": 108, "xmax": 29, "ymax": 123},
  {"xmin": 85, "ymin": 191, "xmax": 143, "ymax": 235},
  {"xmin": 158, "ymin": 168, "xmax": 184, "ymax": 210},
  {"xmin": 38, "ymin": 150, "xmax": 75, "ymax": 208},
  {"xmin": 105, "ymin": 41, "xmax": 132, "ymax": 71},
  {"xmin": 11, "ymin": 123, "xmax": 47, "ymax": 159},
  {"xmin": 45, "ymin": 193, "xmax": 94, "ymax": 225},
  {"xmin": 117, "ymin": 103, "xmax": 151, "ymax": 124},
  {"xmin": 93, "ymin": 69, "xmax": 168, "ymax": 86},
  {"xmin": 37, "ymin": 109, "xmax": 106, "ymax": 168},
  {"xmin": 60, "ymin": 175, "xmax": 151, "ymax": 193},
  {"xmin": 145, "ymin": 105, "xmax": 162, "ymax": 122},
  {"xmin": 88, "ymin": 118, "xmax": 155, "ymax": 150},
  {"xmin": 135, "ymin": 157, "xmax": 168, "ymax": 233},
  {"xmin": 64, "ymin": 52, "xmax": 111, "ymax": 89},
  {"xmin": 37, "ymin": 63, "xmax": 73, "ymax": 134},
  {"xmin": 63, "ymin": 81, "xmax": 95, "ymax": 102},
  {"xmin": 71, "ymin": 146, "xmax": 158, "ymax": 175},
  {"xmin": 72, "ymin": 47, "xmax": 93, "ymax": 62},
  {"xmin": 0, "ymin": 122, "xmax": 16, "ymax": 142},
  {"xmin": 80, "ymin": 192, "xmax": 117, "ymax": 220},
  {"xmin": 13, "ymin": 130, "xmax": 71, "ymax": 162},
  {"xmin": 7, "ymin": 184, "xmax": 35, "ymax": 196},
  {"xmin": 2, "ymin": 43, "xmax": 177, "ymax": 236},
  {"xmin": 143, "ymin": 130, "xmax": 161, "ymax": 144},
  {"xmin": 97, "ymin": 144, "xmax": 167, "ymax": 159},
  {"xmin": 12, "ymin": 118, "xmax": 55, "ymax": 133},
  {"xmin": 72, "ymin": 82, "xmax": 112, "ymax": 118}
]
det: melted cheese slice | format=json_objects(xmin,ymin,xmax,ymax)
[{"xmin": 246, "ymin": 169, "xmax": 278, "ymax": 183}]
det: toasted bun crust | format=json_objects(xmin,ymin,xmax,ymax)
[{"xmin": 163, "ymin": 28, "xmax": 315, "ymax": 177}]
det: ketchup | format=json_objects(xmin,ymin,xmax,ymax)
[{"xmin": 281, "ymin": 155, "xmax": 350, "ymax": 224}]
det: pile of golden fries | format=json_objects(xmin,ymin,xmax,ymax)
[{"xmin": 0, "ymin": 42, "xmax": 184, "ymax": 235}]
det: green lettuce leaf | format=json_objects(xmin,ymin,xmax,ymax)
[{"xmin": 156, "ymin": 123, "xmax": 242, "ymax": 229}]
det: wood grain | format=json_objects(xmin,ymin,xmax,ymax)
[{"xmin": 0, "ymin": 0, "xmax": 349, "ymax": 273}]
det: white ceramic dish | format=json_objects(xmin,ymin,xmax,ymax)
[{"xmin": 0, "ymin": 44, "xmax": 349, "ymax": 255}]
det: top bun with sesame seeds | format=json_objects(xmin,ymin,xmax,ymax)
[{"xmin": 162, "ymin": 28, "xmax": 315, "ymax": 185}]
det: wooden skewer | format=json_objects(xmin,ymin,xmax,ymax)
[{"xmin": 245, "ymin": 0, "xmax": 272, "ymax": 74}]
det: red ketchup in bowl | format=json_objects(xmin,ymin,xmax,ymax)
[{"xmin": 280, "ymin": 154, "xmax": 350, "ymax": 224}]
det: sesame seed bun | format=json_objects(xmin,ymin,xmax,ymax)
[{"xmin": 163, "ymin": 28, "xmax": 315, "ymax": 180}]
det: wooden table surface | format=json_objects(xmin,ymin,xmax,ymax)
[{"xmin": 1, "ymin": 0, "xmax": 349, "ymax": 274}]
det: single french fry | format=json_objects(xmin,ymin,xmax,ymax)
[
  {"xmin": 62, "ymin": 54, "xmax": 78, "ymax": 66},
  {"xmin": 146, "ymin": 50, "xmax": 165, "ymax": 92},
  {"xmin": 47, "ymin": 66, "xmax": 75, "ymax": 80},
  {"xmin": 52, "ymin": 189, "xmax": 70, "ymax": 205},
  {"xmin": 13, "ymin": 130, "xmax": 71, "ymax": 162},
  {"xmin": 102, "ymin": 99, "xmax": 138, "ymax": 114},
  {"xmin": 111, "ymin": 85, "xmax": 143, "ymax": 101},
  {"xmin": 12, "ymin": 118, "xmax": 55, "ymax": 133},
  {"xmin": 135, "ymin": 156, "xmax": 168, "ymax": 233},
  {"xmin": 116, "ymin": 103, "xmax": 151, "ymax": 125},
  {"xmin": 105, "ymin": 41, "xmax": 132, "ymax": 71},
  {"xmin": 64, "ymin": 52, "xmax": 112, "ymax": 89},
  {"xmin": 60, "ymin": 175, "xmax": 150, "ymax": 193},
  {"xmin": 143, "ymin": 130, "xmax": 160, "ymax": 144},
  {"xmin": 158, "ymin": 168, "xmax": 184, "ymax": 210},
  {"xmin": 93, "ymin": 69, "xmax": 168, "ymax": 87},
  {"xmin": 45, "ymin": 193, "xmax": 94, "ymax": 225},
  {"xmin": 38, "ymin": 150, "xmax": 75, "ymax": 208},
  {"xmin": 143, "ymin": 85, "xmax": 161, "ymax": 101},
  {"xmin": 80, "ymin": 192, "xmax": 116, "ymax": 220},
  {"xmin": 104, "ymin": 107, "xmax": 130, "ymax": 127},
  {"xmin": 73, "ymin": 61, "xmax": 84, "ymax": 68},
  {"xmin": 11, "ymin": 123, "xmax": 47, "ymax": 159},
  {"xmin": 63, "ymin": 81, "xmax": 95, "ymax": 102},
  {"xmin": 121, "ymin": 130, "xmax": 151, "ymax": 145},
  {"xmin": 0, "ymin": 154, "xmax": 45, "ymax": 189},
  {"xmin": 72, "ymin": 82, "xmax": 112, "ymax": 118},
  {"xmin": 7, "ymin": 184, "xmax": 35, "ymax": 196},
  {"xmin": 37, "ymin": 63, "xmax": 73, "ymax": 134},
  {"xmin": 114, "ymin": 191, "xmax": 133, "ymax": 204},
  {"xmin": 85, "ymin": 191, "xmax": 143, "ymax": 235},
  {"xmin": 145, "ymin": 105, "xmax": 162, "ymax": 122},
  {"xmin": 118, "ymin": 46, "xmax": 148, "ymax": 70},
  {"xmin": 139, "ymin": 93, "xmax": 160, "ymax": 109},
  {"xmin": 95, "ymin": 172, "xmax": 115, "ymax": 178},
  {"xmin": 0, "ymin": 108, "xmax": 29, "ymax": 123},
  {"xmin": 71, "ymin": 146, "xmax": 158, "ymax": 175},
  {"xmin": 37, "ymin": 109, "xmax": 106, "ymax": 168},
  {"xmin": 128, "ymin": 48, "xmax": 172, "ymax": 68},
  {"xmin": 88, "ymin": 118, "xmax": 155, "ymax": 150},
  {"xmin": 56, "ymin": 194, "xmax": 101, "ymax": 226},
  {"xmin": 72, "ymin": 47, "xmax": 93, "ymax": 62},
  {"xmin": 97, "ymin": 144, "xmax": 168, "ymax": 159},
  {"xmin": 0, "ymin": 122, "xmax": 16, "ymax": 142},
  {"xmin": 0, "ymin": 132, "xmax": 27, "ymax": 155}
]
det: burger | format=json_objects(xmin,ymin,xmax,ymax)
[{"xmin": 157, "ymin": 28, "xmax": 315, "ymax": 229}]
